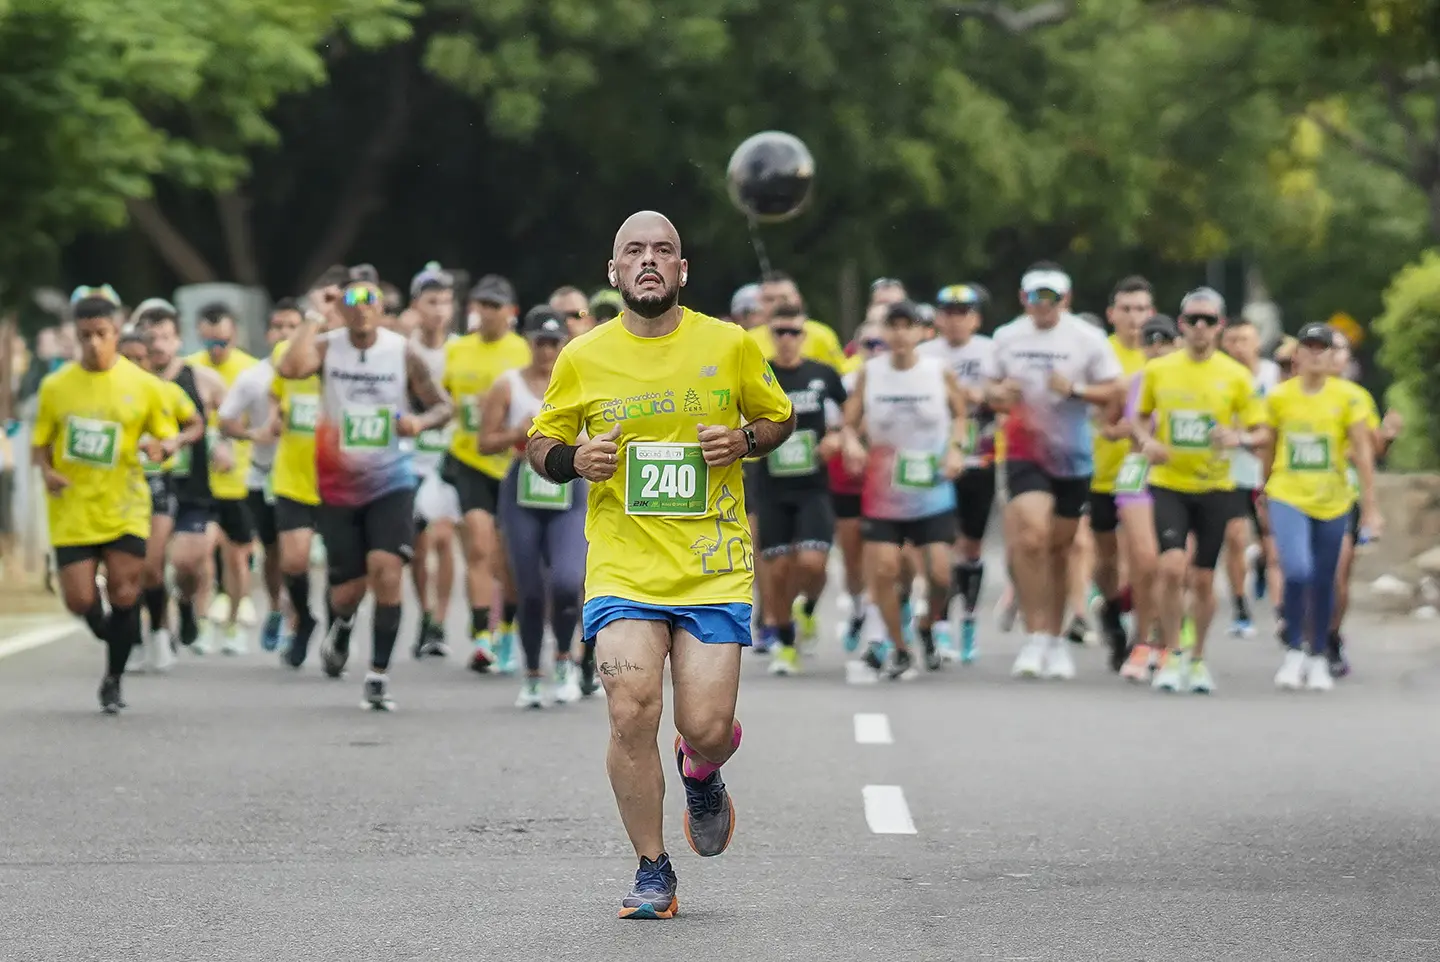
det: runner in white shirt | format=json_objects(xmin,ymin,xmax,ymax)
[
  {"xmin": 985, "ymin": 263, "xmax": 1123, "ymax": 682},
  {"xmin": 407, "ymin": 263, "xmax": 461, "ymax": 658},
  {"xmin": 218, "ymin": 302, "xmax": 301, "ymax": 653}
]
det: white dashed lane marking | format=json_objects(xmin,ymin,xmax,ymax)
[
  {"xmin": 862, "ymin": 785, "xmax": 917, "ymax": 835},
  {"xmin": 853, "ymin": 712, "xmax": 893, "ymax": 745}
]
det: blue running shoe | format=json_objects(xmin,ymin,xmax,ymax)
[
  {"xmin": 618, "ymin": 854, "xmax": 678, "ymax": 919},
  {"xmin": 260, "ymin": 611, "xmax": 284, "ymax": 652},
  {"xmin": 960, "ymin": 618, "xmax": 978, "ymax": 663},
  {"xmin": 495, "ymin": 626, "xmax": 519, "ymax": 674},
  {"xmin": 843, "ymin": 622, "xmax": 861, "ymax": 654},
  {"xmin": 753, "ymin": 625, "xmax": 777, "ymax": 654},
  {"xmin": 674, "ymin": 736, "xmax": 736, "ymax": 858}
]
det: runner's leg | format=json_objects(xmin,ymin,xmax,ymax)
[{"xmin": 595, "ymin": 619, "xmax": 673, "ymax": 859}]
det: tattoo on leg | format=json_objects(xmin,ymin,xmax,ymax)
[{"xmin": 598, "ymin": 658, "xmax": 642, "ymax": 677}]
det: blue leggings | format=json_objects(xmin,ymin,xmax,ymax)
[
  {"xmin": 1269, "ymin": 500, "xmax": 1349, "ymax": 655},
  {"xmin": 498, "ymin": 468, "xmax": 587, "ymax": 673}
]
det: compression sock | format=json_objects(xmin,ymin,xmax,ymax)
[
  {"xmin": 371, "ymin": 604, "xmax": 401, "ymax": 672},
  {"xmin": 106, "ymin": 603, "xmax": 142, "ymax": 677},
  {"xmin": 284, "ymin": 572, "xmax": 313, "ymax": 625},
  {"xmin": 142, "ymin": 586, "xmax": 168, "ymax": 632},
  {"xmin": 801, "ymin": 597, "xmax": 818, "ymax": 618},
  {"xmin": 501, "ymin": 601, "xmax": 519, "ymax": 631},
  {"xmin": 83, "ymin": 595, "xmax": 109, "ymax": 641},
  {"xmin": 177, "ymin": 600, "xmax": 197, "ymax": 645},
  {"xmin": 960, "ymin": 560, "xmax": 984, "ymax": 615},
  {"xmin": 679, "ymin": 719, "xmax": 743, "ymax": 781},
  {"xmin": 471, "ymin": 607, "xmax": 491, "ymax": 638},
  {"xmin": 777, "ymin": 622, "xmax": 797, "ymax": 648},
  {"xmin": 1234, "ymin": 595, "xmax": 1251, "ymax": 621}
]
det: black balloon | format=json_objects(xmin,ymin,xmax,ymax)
[{"xmin": 726, "ymin": 131, "xmax": 815, "ymax": 223}]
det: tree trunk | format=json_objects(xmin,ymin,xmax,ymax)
[
  {"xmin": 127, "ymin": 198, "xmax": 219, "ymax": 284},
  {"xmin": 216, "ymin": 189, "xmax": 262, "ymax": 286}
]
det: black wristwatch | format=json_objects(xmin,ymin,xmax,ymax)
[{"xmin": 741, "ymin": 426, "xmax": 758, "ymax": 456}]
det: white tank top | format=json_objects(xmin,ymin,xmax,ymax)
[
  {"xmin": 409, "ymin": 333, "xmax": 455, "ymax": 474},
  {"xmin": 863, "ymin": 354, "xmax": 950, "ymax": 453},
  {"xmin": 504, "ymin": 367, "xmax": 543, "ymax": 431},
  {"xmin": 317, "ymin": 327, "xmax": 414, "ymax": 506}
]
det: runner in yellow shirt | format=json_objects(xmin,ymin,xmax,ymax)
[
  {"xmin": 33, "ymin": 295, "xmax": 199, "ymax": 712},
  {"xmin": 747, "ymin": 271, "xmax": 847, "ymax": 369},
  {"xmin": 1135, "ymin": 287, "xmax": 1266, "ymax": 694},
  {"xmin": 1260, "ymin": 323, "xmax": 1382, "ymax": 691},
  {"xmin": 187, "ymin": 304, "xmax": 259, "ymax": 649},
  {"xmin": 527, "ymin": 212, "xmax": 794, "ymax": 919},
  {"xmin": 442, "ymin": 274, "xmax": 531, "ymax": 673}
]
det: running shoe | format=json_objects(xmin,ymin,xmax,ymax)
[
  {"xmin": 1120, "ymin": 643, "xmax": 1153, "ymax": 682},
  {"xmin": 552, "ymin": 660, "xmax": 582, "ymax": 704},
  {"xmin": 207, "ymin": 593, "xmax": 230, "ymax": 624},
  {"xmin": 1011, "ymin": 635, "xmax": 1047, "ymax": 678},
  {"xmin": 98, "ymin": 675, "xmax": 123, "ymax": 714},
  {"xmin": 411, "ymin": 614, "xmax": 433, "ymax": 659},
  {"xmin": 1041, "ymin": 637, "xmax": 1076, "ymax": 680},
  {"xmin": 221, "ymin": 624, "xmax": 247, "ymax": 656},
  {"xmin": 515, "ymin": 676, "xmax": 545, "ymax": 709},
  {"xmin": 1185, "ymin": 659, "xmax": 1214, "ymax": 694},
  {"xmin": 1178, "ymin": 616, "xmax": 1197, "ymax": 652},
  {"xmin": 495, "ymin": 625, "xmax": 519, "ymax": 675},
  {"xmin": 842, "ymin": 618, "xmax": 863, "ymax": 654},
  {"xmin": 191, "ymin": 621, "xmax": 215, "ymax": 656},
  {"xmin": 934, "ymin": 619, "xmax": 958, "ymax": 663},
  {"xmin": 792, "ymin": 597, "xmax": 819, "ymax": 652},
  {"xmin": 1152, "ymin": 650, "xmax": 1186, "ymax": 692},
  {"xmin": 260, "ymin": 611, "xmax": 284, "ymax": 652},
  {"xmin": 419, "ymin": 620, "xmax": 448, "ymax": 658},
  {"xmin": 362, "ymin": 671, "xmax": 395, "ymax": 711},
  {"xmin": 285, "ymin": 616, "xmax": 317, "ymax": 669},
  {"xmin": 768, "ymin": 645, "xmax": 799, "ymax": 676},
  {"xmin": 959, "ymin": 617, "xmax": 978, "ymax": 663},
  {"xmin": 618, "ymin": 855, "xmax": 678, "ymax": 920},
  {"xmin": 860, "ymin": 640, "xmax": 887, "ymax": 673},
  {"xmin": 321, "ymin": 618, "xmax": 352, "ymax": 678},
  {"xmin": 888, "ymin": 646, "xmax": 918, "ymax": 681},
  {"xmin": 1274, "ymin": 649, "xmax": 1305, "ymax": 690},
  {"xmin": 674, "ymin": 736, "xmax": 736, "ymax": 858},
  {"xmin": 468, "ymin": 633, "xmax": 496, "ymax": 673},
  {"xmin": 236, "ymin": 597, "xmax": 258, "ymax": 629},
  {"xmin": 1304, "ymin": 654, "xmax": 1334, "ymax": 692},
  {"xmin": 1228, "ymin": 616, "xmax": 1255, "ymax": 639},
  {"xmin": 579, "ymin": 644, "xmax": 602, "ymax": 696},
  {"xmin": 147, "ymin": 627, "xmax": 176, "ymax": 674},
  {"xmin": 1065, "ymin": 615, "xmax": 1092, "ymax": 647},
  {"xmin": 1327, "ymin": 631, "xmax": 1351, "ymax": 679}
]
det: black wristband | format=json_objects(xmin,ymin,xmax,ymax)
[{"xmin": 544, "ymin": 444, "xmax": 580, "ymax": 483}]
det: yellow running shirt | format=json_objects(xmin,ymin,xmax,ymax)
[
  {"xmin": 1263, "ymin": 377, "xmax": 1367, "ymax": 521},
  {"xmin": 186, "ymin": 349, "xmax": 258, "ymax": 500},
  {"xmin": 33, "ymin": 359, "xmax": 179, "ymax": 547},
  {"xmin": 1335, "ymin": 378, "xmax": 1381, "ymax": 497},
  {"xmin": 748, "ymin": 319, "xmax": 847, "ymax": 371},
  {"xmin": 444, "ymin": 331, "xmax": 531, "ymax": 478},
  {"xmin": 1091, "ymin": 335, "xmax": 1147, "ymax": 493},
  {"xmin": 1138, "ymin": 349, "xmax": 1262, "ymax": 494},
  {"xmin": 530, "ymin": 309, "xmax": 794, "ymax": 606},
  {"xmin": 269, "ymin": 340, "xmax": 320, "ymax": 506}
]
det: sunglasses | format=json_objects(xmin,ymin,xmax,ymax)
[
  {"xmin": 939, "ymin": 304, "xmax": 978, "ymax": 314},
  {"xmin": 1182, "ymin": 313, "xmax": 1221, "ymax": 327},
  {"xmin": 772, "ymin": 327, "xmax": 805, "ymax": 338},
  {"xmin": 861, "ymin": 337, "xmax": 887, "ymax": 352},
  {"xmin": 1299, "ymin": 338, "xmax": 1332, "ymax": 350},
  {"xmin": 1025, "ymin": 290, "xmax": 1062, "ymax": 305},
  {"xmin": 344, "ymin": 286, "xmax": 381, "ymax": 307},
  {"xmin": 202, "ymin": 337, "xmax": 231, "ymax": 350}
]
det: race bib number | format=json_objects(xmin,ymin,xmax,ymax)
[
  {"xmin": 1168, "ymin": 410, "xmax": 1214, "ymax": 449},
  {"xmin": 170, "ymin": 444, "xmax": 193, "ymax": 478},
  {"xmin": 767, "ymin": 429, "xmax": 817, "ymax": 477},
  {"xmin": 1286, "ymin": 433, "xmax": 1331, "ymax": 472},
  {"xmin": 516, "ymin": 462, "xmax": 573, "ymax": 511},
  {"xmin": 287, "ymin": 394, "xmax": 319, "ymax": 434},
  {"xmin": 894, "ymin": 450, "xmax": 939, "ymax": 489},
  {"xmin": 1345, "ymin": 465, "xmax": 1360, "ymax": 491},
  {"xmin": 625, "ymin": 442, "xmax": 708, "ymax": 517},
  {"xmin": 462, "ymin": 398, "xmax": 482, "ymax": 433},
  {"xmin": 960, "ymin": 419, "xmax": 980, "ymax": 455},
  {"xmin": 140, "ymin": 440, "xmax": 164, "ymax": 475},
  {"xmin": 1114, "ymin": 453, "xmax": 1149, "ymax": 494},
  {"xmin": 63, "ymin": 416, "xmax": 120, "ymax": 468},
  {"xmin": 341, "ymin": 406, "xmax": 393, "ymax": 451},
  {"xmin": 416, "ymin": 424, "xmax": 453, "ymax": 453}
]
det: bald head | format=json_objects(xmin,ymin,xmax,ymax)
[{"xmin": 609, "ymin": 210, "xmax": 687, "ymax": 321}]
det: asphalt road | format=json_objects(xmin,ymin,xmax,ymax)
[{"xmin": 2, "ymin": 546, "xmax": 1439, "ymax": 962}]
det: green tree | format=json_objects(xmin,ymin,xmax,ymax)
[{"xmin": 1374, "ymin": 250, "xmax": 1440, "ymax": 468}]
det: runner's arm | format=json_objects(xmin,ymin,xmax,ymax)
[
  {"xmin": 942, "ymin": 368, "xmax": 970, "ymax": 445},
  {"xmin": 840, "ymin": 365, "xmax": 867, "ymax": 445},
  {"xmin": 402, "ymin": 345, "xmax": 454, "ymax": 434},
  {"xmin": 276, "ymin": 313, "xmax": 327, "ymax": 379},
  {"xmin": 477, "ymin": 378, "xmax": 522, "ymax": 455},
  {"xmin": 1347, "ymin": 419, "xmax": 1379, "ymax": 516},
  {"xmin": 526, "ymin": 351, "xmax": 585, "ymax": 481},
  {"xmin": 217, "ymin": 368, "xmax": 267, "ymax": 442}
]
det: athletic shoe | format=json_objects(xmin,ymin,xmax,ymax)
[
  {"xmin": 579, "ymin": 644, "xmax": 601, "ymax": 696},
  {"xmin": 1274, "ymin": 649, "xmax": 1306, "ymax": 690},
  {"xmin": 792, "ymin": 597, "xmax": 819, "ymax": 652},
  {"xmin": 515, "ymin": 676, "xmax": 545, "ymax": 709},
  {"xmin": 236, "ymin": 597, "xmax": 258, "ymax": 629},
  {"xmin": 260, "ymin": 612, "xmax": 284, "ymax": 652},
  {"xmin": 285, "ymin": 616, "xmax": 317, "ymax": 669},
  {"xmin": 1229, "ymin": 617, "xmax": 1255, "ymax": 639},
  {"xmin": 495, "ymin": 626, "xmax": 519, "ymax": 675},
  {"xmin": 1041, "ymin": 637, "xmax": 1076, "ymax": 680},
  {"xmin": 191, "ymin": 622, "xmax": 214, "ymax": 656},
  {"xmin": 934, "ymin": 618, "xmax": 958, "ymax": 662},
  {"xmin": 147, "ymin": 628, "xmax": 176, "ymax": 674},
  {"xmin": 221, "ymin": 624, "xmax": 247, "ymax": 656},
  {"xmin": 468, "ymin": 633, "xmax": 496, "ymax": 673},
  {"xmin": 321, "ymin": 619, "xmax": 352, "ymax": 678},
  {"xmin": 98, "ymin": 675, "xmax": 123, "ymax": 714},
  {"xmin": 1011, "ymin": 635, "xmax": 1046, "ymax": 678},
  {"xmin": 674, "ymin": 735, "xmax": 736, "ymax": 858},
  {"xmin": 860, "ymin": 640, "xmax": 887, "ymax": 673},
  {"xmin": 768, "ymin": 645, "xmax": 799, "ymax": 676},
  {"xmin": 1179, "ymin": 617, "xmax": 1197, "ymax": 652},
  {"xmin": 618, "ymin": 855, "xmax": 678, "ymax": 920},
  {"xmin": 842, "ymin": 619, "xmax": 862, "ymax": 654},
  {"xmin": 552, "ymin": 661, "xmax": 582, "ymax": 704},
  {"xmin": 959, "ymin": 618, "xmax": 978, "ymax": 663},
  {"xmin": 1152, "ymin": 650, "xmax": 1186, "ymax": 692},
  {"xmin": 1304, "ymin": 654, "xmax": 1334, "ymax": 692},
  {"xmin": 1065, "ymin": 615, "xmax": 1091, "ymax": 646},
  {"xmin": 207, "ymin": 594, "xmax": 230, "ymax": 624},
  {"xmin": 362, "ymin": 671, "xmax": 395, "ymax": 711},
  {"xmin": 1185, "ymin": 659, "xmax": 1215, "ymax": 694},
  {"xmin": 1327, "ymin": 631, "xmax": 1351, "ymax": 679},
  {"xmin": 1120, "ymin": 644, "xmax": 1153, "ymax": 682},
  {"xmin": 888, "ymin": 646, "xmax": 918, "ymax": 681},
  {"xmin": 921, "ymin": 630, "xmax": 942, "ymax": 672},
  {"xmin": 419, "ymin": 620, "xmax": 448, "ymax": 658}
]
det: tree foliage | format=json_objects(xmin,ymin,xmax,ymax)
[{"xmin": 1374, "ymin": 250, "xmax": 1440, "ymax": 468}]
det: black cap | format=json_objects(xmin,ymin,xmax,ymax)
[
  {"xmin": 521, "ymin": 305, "xmax": 565, "ymax": 339},
  {"xmin": 1297, "ymin": 322, "xmax": 1334, "ymax": 346},
  {"xmin": 469, "ymin": 274, "xmax": 516, "ymax": 306},
  {"xmin": 884, "ymin": 300, "xmax": 924, "ymax": 325},
  {"xmin": 1141, "ymin": 314, "xmax": 1178, "ymax": 342}
]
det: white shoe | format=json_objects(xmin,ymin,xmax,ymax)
[
  {"xmin": 1274, "ymin": 649, "xmax": 1306, "ymax": 690},
  {"xmin": 207, "ymin": 593, "xmax": 231, "ymax": 623},
  {"xmin": 1040, "ymin": 637, "xmax": 1076, "ymax": 680},
  {"xmin": 1185, "ymin": 659, "xmax": 1215, "ymax": 694},
  {"xmin": 1011, "ymin": 635, "xmax": 1046, "ymax": 678},
  {"xmin": 149, "ymin": 628, "xmax": 176, "ymax": 673},
  {"xmin": 221, "ymin": 625, "xmax": 247, "ymax": 656},
  {"xmin": 1304, "ymin": 654, "xmax": 1334, "ymax": 692},
  {"xmin": 515, "ymin": 677, "xmax": 546, "ymax": 709},
  {"xmin": 552, "ymin": 661, "xmax": 582, "ymax": 704},
  {"xmin": 191, "ymin": 623, "xmax": 214, "ymax": 655},
  {"xmin": 1152, "ymin": 651, "xmax": 1187, "ymax": 692},
  {"xmin": 236, "ymin": 597, "xmax": 258, "ymax": 629}
]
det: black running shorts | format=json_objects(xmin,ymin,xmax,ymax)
[
  {"xmin": 55, "ymin": 534, "xmax": 147, "ymax": 569},
  {"xmin": 954, "ymin": 467, "xmax": 996, "ymax": 542},
  {"xmin": 1150, "ymin": 485, "xmax": 1238, "ymax": 570},
  {"xmin": 317, "ymin": 486, "xmax": 416, "ymax": 585},
  {"xmin": 860, "ymin": 511, "xmax": 957, "ymax": 547},
  {"xmin": 1004, "ymin": 459, "xmax": 1090, "ymax": 520},
  {"xmin": 757, "ymin": 492, "xmax": 837, "ymax": 557}
]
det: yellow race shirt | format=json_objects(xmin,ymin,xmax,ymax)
[
  {"xmin": 444, "ymin": 331, "xmax": 531, "ymax": 478},
  {"xmin": 33, "ymin": 359, "xmax": 178, "ymax": 547},
  {"xmin": 1139, "ymin": 350, "xmax": 1262, "ymax": 494},
  {"xmin": 186, "ymin": 348, "xmax": 258, "ymax": 500},
  {"xmin": 1335, "ymin": 378, "xmax": 1380, "ymax": 497},
  {"xmin": 1264, "ymin": 377, "xmax": 1367, "ymax": 521},
  {"xmin": 748, "ymin": 319, "xmax": 847, "ymax": 371},
  {"xmin": 270, "ymin": 340, "xmax": 320, "ymax": 506},
  {"xmin": 1091, "ymin": 336, "xmax": 1147, "ymax": 493},
  {"xmin": 530, "ymin": 309, "xmax": 794, "ymax": 606}
]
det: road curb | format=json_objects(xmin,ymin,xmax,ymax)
[{"xmin": 0, "ymin": 620, "xmax": 80, "ymax": 662}]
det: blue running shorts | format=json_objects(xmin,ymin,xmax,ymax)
[{"xmin": 583, "ymin": 596, "xmax": 753, "ymax": 647}]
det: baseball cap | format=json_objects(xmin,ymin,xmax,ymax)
[
  {"xmin": 590, "ymin": 288, "xmax": 624, "ymax": 321},
  {"xmin": 870, "ymin": 276, "xmax": 905, "ymax": 294},
  {"xmin": 1141, "ymin": 314, "xmax": 1178, "ymax": 343},
  {"xmin": 1297, "ymin": 322, "xmax": 1335, "ymax": 346},
  {"xmin": 730, "ymin": 283, "xmax": 761, "ymax": 317},
  {"xmin": 917, "ymin": 303, "xmax": 936, "ymax": 325},
  {"xmin": 936, "ymin": 284, "xmax": 985, "ymax": 308},
  {"xmin": 132, "ymin": 297, "xmax": 177, "ymax": 319},
  {"xmin": 884, "ymin": 300, "xmax": 924, "ymax": 325},
  {"xmin": 521, "ymin": 305, "xmax": 565, "ymax": 339},
  {"xmin": 1020, "ymin": 268, "xmax": 1072, "ymax": 297},
  {"xmin": 469, "ymin": 274, "xmax": 516, "ymax": 306},
  {"xmin": 410, "ymin": 261, "xmax": 454, "ymax": 298}
]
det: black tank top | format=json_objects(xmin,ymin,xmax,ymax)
[{"xmin": 171, "ymin": 365, "xmax": 212, "ymax": 505}]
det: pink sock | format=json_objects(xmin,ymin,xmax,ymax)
[{"xmin": 679, "ymin": 719, "xmax": 742, "ymax": 780}]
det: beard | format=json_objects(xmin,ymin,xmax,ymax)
[{"xmin": 622, "ymin": 277, "xmax": 680, "ymax": 319}]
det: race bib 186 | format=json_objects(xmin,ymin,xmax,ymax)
[
  {"xmin": 287, "ymin": 394, "xmax": 319, "ymax": 434},
  {"xmin": 1114, "ymin": 452, "xmax": 1149, "ymax": 494},
  {"xmin": 894, "ymin": 450, "xmax": 939, "ymax": 489},
  {"xmin": 517, "ymin": 462, "xmax": 573, "ymax": 511},
  {"xmin": 1168, "ymin": 410, "xmax": 1214, "ymax": 449},
  {"xmin": 625, "ymin": 442, "xmax": 708, "ymax": 516},
  {"xmin": 1286, "ymin": 432, "xmax": 1331, "ymax": 472},
  {"xmin": 341, "ymin": 406, "xmax": 393, "ymax": 451},
  {"xmin": 63, "ymin": 416, "xmax": 120, "ymax": 468},
  {"xmin": 766, "ymin": 429, "xmax": 817, "ymax": 477}
]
